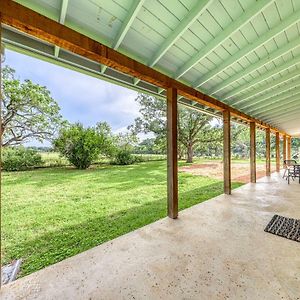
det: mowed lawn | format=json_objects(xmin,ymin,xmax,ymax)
[{"xmin": 2, "ymin": 160, "xmax": 243, "ymax": 277}]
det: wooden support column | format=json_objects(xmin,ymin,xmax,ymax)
[
  {"xmin": 275, "ymin": 132, "xmax": 280, "ymax": 172},
  {"xmin": 250, "ymin": 122, "xmax": 256, "ymax": 183},
  {"xmin": 0, "ymin": 20, "xmax": 3, "ymax": 289},
  {"xmin": 167, "ymin": 87, "xmax": 178, "ymax": 219},
  {"xmin": 283, "ymin": 134, "xmax": 287, "ymax": 164},
  {"xmin": 265, "ymin": 128, "xmax": 271, "ymax": 176},
  {"xmin": 223, "ymin": 110, "xmax": 231, "ymax": 195},
  {"xmin": 287, "ymin": 137, "xmax": 292, "ymax": 160}
]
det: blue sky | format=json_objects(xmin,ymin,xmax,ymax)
[{"xmin": 5, "ymin": 49, "xmax": 141, "ymax": 145}]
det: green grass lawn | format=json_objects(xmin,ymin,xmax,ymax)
[{"xmin": 2, "ymin": 160, "xmax": 243, "ymax": 277}]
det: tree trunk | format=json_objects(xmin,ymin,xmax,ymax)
[{"xmin": 186, "ymin": 143, "xmax": 193, "ymax": 163}]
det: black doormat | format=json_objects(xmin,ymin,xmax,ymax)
[{"xmin": 264, "ymin": 215, "xmax": 300, "ymax": 242}]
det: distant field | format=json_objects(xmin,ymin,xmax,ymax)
[
  {"xmin": 2, "ymin": 159, "xmax": 243, "ymax": 277},
  {"xmin": 40, "ymin": 152, "xmax": 69, "ymax": 167},
  {"xmin": 40, "ymin": 152, "xmax": 166, "ymax": 167}
]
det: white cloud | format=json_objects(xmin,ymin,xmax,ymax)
[{"xmin": 6, "ymin": 50, "xmax": 141, "ymax": 130}]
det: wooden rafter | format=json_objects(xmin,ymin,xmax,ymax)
[
  {"xmin": 101, "ymin": 0, "xmax": 144, "ymax": 74},
  {"xmin": 176, "ymin": 0, "xmax": 272, "ymax": 80},
  {"xmin": 209, "ymin": 37, "xmax": 300, "ymax": 95},
  {"xmin": 193, "ymin": 8, "xmax": 300, "ymax": 88},
  {"xmin": 54, "ymin": 0, "xmax": 69, "ymax": 57}
]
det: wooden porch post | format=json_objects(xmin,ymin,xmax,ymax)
[
  {"xmin": 287, "ymin": 137, "xmax": 291, "ymax": 160},
  {"xmin": 283, "ymin": 134, "xmax": 287, "ymax": 164},
  {"xmin": 266, "ymin": 128, "xmax": 271, "ymax": 176},
  {"xmin": 167, "ymin": 87, "xmax": 178, "ymax": 219},
  {"xmin": 250, "ymin": 122, "xmax": 256, "ymax": 183},
  {"xmin": 0, "ymin": 19, "xmax": 3, "ymax": 289},
  {"xmin": 275, "ymin": 132, "xmax": 280, "ymax": 172},
  {"xmin": 223, "ymin": 110, "xmax": 231, "ymax": 195},
  {"xmin": 0, "ymin": 17, "xmax": 3, "ymax": 289}
]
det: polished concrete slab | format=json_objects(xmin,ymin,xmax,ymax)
[{"xmin": 1, "ymin": 173, "xmax": 300, "ymax": 300}]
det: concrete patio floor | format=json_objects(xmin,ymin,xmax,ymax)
[{"xmin": 1, "ymin": 172, "xmax": 299, "ymax": 300}]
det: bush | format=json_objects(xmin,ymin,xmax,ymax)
[
  {"xmin": 54, "ymin": 123, "xmax": 104, "ymax": 169},
  {"xmin": 113, "ymin": 150, "xmax": 135, "ymax": 165},
  {"xmin": 132, "ymin": 155, "xmax": 144, "ymax": 163},
  {"xmin": 2, "ymin": 147, "xmax": 43, "ymax": 171}
]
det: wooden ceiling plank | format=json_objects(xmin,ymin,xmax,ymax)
[
  {"xmin": 210, "ymin": 37, "xmax": 300, "ymax": 95},
  {"xmin": 193, "ymin": 8, "xmax": 300, "ymax": 88},
  {"xmin": 133, "ymin": 0, "xmax": 213, "ymax": 86},
  {"xmin": 175, "ymin": 0, "xmax": 273, "ymax": 79}
]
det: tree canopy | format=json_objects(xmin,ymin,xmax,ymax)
[
  {"xmin": 130, "ymin": 93, "xmax": 222, "ymax": 162},
  {"xmin": 1, "ymin": 66, "xmax": 64, "ymax": 146}
]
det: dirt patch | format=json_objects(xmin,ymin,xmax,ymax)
[
  {"xmin": 233, "ymin": 170, "xmax": 267, "ymax": 183},
  {"xmin": 179, "ymin": 162, "xmax": 268, "ymax": 183},
  {"xmin": 180, "ymin": 163, "xmax": 219, "ymax": 170}
]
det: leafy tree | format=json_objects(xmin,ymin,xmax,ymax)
[
  {"xmin": 54, "ymin": 123, "xmax": 110, "ymax": 169},
  {"xmin": 135, "ymin": 138, "xmax": 164, "ymax": 154},
  {"xmin": 95, "ymin": 121, "xmax": 116, "ymax": 157},
  {"xmin": 116, "ymin": 131, "xmax": 139, "ymax": 152},
  {"xmin": 130, "ymin": 94, "xmax": 166, "ymax": 154},
  {"xmin": 135, "ymin": 138, "xmax": 155, "ymax": 154},
  {"xmin": 231, "ymin": 125, "xmax": 250, "ymax": 159},
  {"xmin": 131, "ymin": 94, "xmax": 221, "ymax": 163},
  {"xmin": 231, "ymin": 124, "xmax": 271, "ymax": 159},
  {"xmin": 292, "ymin": 137, "xmax": 300, "ymax": 158},
  {"xmin": 178, "ymin": 109, "xmax": 216, "ymax": 163},
  {"xmin": 1, "ymin": 66, "xmax": 64, "ymax": 146},
  {"xmin": 195, "ymin": 123, "xmax": 223, "ymax": 157}
]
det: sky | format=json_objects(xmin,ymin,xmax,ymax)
[{"xmin": 5, "ymin": 49, "xmax": 142, "ymax": 146}]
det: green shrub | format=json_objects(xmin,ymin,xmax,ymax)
[
  {"xmin": 2, "ymin": 147, "xmax": 43, "ymax": 171},
  {"xmin": 113, "ymin": 149, "xmax": 135, "ymax": 165},
  {"xmin": 132, "ymin": 155, "xmax": 144, "ymax": 163},
  {"xmin": 54, "ymin": 123, "xmax": 104, "ymax": 169}
]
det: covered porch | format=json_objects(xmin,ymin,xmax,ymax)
[
  {"xmin": 1, "ymin": 0, "xmax": 300, "ymax": 298},
  {"xmin": 1, "ymin": 173, "xmax": 299, "ymax": 299}
]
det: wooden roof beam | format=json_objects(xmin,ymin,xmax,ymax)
[{"xmin": 0, "ymin": 0, "xmax": 286, "ymax": 135}]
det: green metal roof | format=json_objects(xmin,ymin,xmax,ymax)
[{"xmin": 2, "ymin": 0, "xmax": 300, "ymax": 136}]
